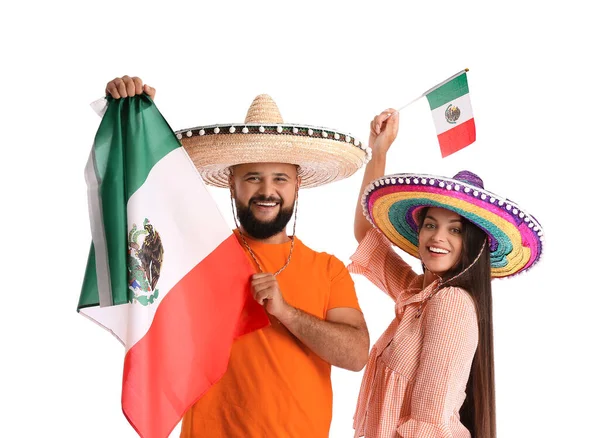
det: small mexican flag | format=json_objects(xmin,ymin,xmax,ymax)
[
  {"xmin": 78, "ymin": 95, "xmax": 269, "ymax": 438},
  {"xmin": 425, "ymin": 69, "xmax": 476, "ymax": 157}
]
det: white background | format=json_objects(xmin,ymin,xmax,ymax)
[{"xmin": 1, "ymin": 1, "xmax": 598, "ymax": 437}]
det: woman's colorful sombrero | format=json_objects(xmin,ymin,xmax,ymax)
[
  {"xmin": 362, "ymin": 170, "xmax": 544, "ymax": 279},
  {"xmin": 175, "ymin": 94, "xmax": 371, "ymax": 188}
]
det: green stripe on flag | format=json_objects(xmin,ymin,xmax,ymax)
[
  {"xmin": 79, "ymin": 243, "xmax": 99, "ymax": 309},
  {"xmin": 426, "ymin": 73, "xmax": 469, "ymax": 110},
  {"xmin": 103, "ymin": 95, "xmax": 181, "ymax": 199},
  {"xmin": 79, "ymin": 95, "xmax": 181, "ymax": 309}
]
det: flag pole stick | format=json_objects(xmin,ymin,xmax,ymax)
[{"xmin": 396, "ymin": 68, "xmax": 469, "ymax": 112}]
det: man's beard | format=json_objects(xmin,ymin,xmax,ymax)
[{"xmin": 235, "ymin": 195, "xmax": 295, "ymax": 240}]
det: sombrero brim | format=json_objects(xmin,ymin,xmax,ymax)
[
  {"xmin": 176, "ymin": 124, "xmax": 370, "ymax": 188},
  {"xmin": 362, "ymin": 173, "xmax": 544, "ymax": 279}
]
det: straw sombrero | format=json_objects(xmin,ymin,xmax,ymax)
[
  {"xmin": 175, "ymin": 94, "xmax": 371, "ymax": 188},
  {"xmin": 362, "ymin": 170, "xmax": 544, "ymax": 279}
]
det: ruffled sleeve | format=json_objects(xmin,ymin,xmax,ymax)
[
  {"xmin": 397, "ymin": 419, "xmax": 453, "ymax": 438},
  {"xmin": 397, "ymin": 287, "xmax": 478, "ymax": 437},
  {"xmin": 348, "ymin": 228, "xmax": 417, "ymax": 301}
]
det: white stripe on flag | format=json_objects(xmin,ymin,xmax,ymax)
[
  {"xmin": 431, "ymin": 93, "xmax": 473, "ymax": 135},
  {"xmin": 90, "ymin": 97, "xmax": 108, "ymax": 117},
  {"xmin": 84, "ymin": 147, "xmax": 113, "ymax": 307},
  {"xmin": 82, "ymin": 147, "xmax": 233, "ymax": 349}
]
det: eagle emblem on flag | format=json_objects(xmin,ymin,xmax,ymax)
[
  {"xmin": 444, "ymin": 104, "xmax": 461, "ymax": 124},
  {"xmin": 127, "ymin": 218, "xmax": 164, "ymax": 306}
]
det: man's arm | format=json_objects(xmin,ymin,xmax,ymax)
[
  {"xmin": 281, "ymin": 305, "xmax": 369, "ymax": 372},
  {"xmin": 251, "ymin": 273, "xmax": 369, "ymax": 372},
  {"xmin": 105, "ymin": 75, "xmax": 156, "ymax": 100}
]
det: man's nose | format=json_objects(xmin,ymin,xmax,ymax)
[{"xmin": 256, "ymin": 180, "xmax": 278, "ymax": 198}]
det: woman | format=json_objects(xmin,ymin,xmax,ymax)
[{"xmin": 350, "ymin": 110, "xmax": 544, "ymax": 438}]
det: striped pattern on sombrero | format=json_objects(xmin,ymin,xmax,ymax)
[
  {"xmin": 362, "ymin": 171, "xmax": 544, "ymax": 279},
  {"xmin": 176, "ymin": 94, "xmax": 370, "ymax": 189}
]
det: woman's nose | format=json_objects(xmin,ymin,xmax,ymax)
[{"xmin": 431, "ymin": 229, "xmax": 446, "ymax": 242}]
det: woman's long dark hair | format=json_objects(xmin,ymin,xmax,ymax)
[{"xmin": 418, "ymin": 207, "xmax": 496, "ymax": 438}]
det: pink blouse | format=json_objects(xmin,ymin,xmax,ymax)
[{"xmin": 349, "ymin": 229, "xmax": 478, "ymax": 438}]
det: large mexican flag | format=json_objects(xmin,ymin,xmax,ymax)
[
  {"xmin": 425, "ymin": 70, "xmax": 476, "ymax": 157},
  {"xmin": 78, "ymin": 94, "xmax": 269, "ymax": 438}
]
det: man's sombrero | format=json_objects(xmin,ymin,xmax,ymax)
[
  {"xmin": 175, "ymin": 94, "xmax": 371, "ymax": 188},
  {"xmin": 361, "ymin": 170, "xmax": 544, "ymax": 279}
]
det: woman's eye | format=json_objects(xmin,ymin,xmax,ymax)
[
  {"xmin": 451, "ymin": 228, "xmax": 462, "ymax": 234},
  {"xmin": 424, "ymin": 223, "xmax": 435, "ymax": 229}
]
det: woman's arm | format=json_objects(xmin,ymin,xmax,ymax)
[{"xmin": 354, "ymin": 109, "xmax": 399, "ymax": 243}]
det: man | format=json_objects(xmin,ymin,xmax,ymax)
[{"xmin": 105, "ymin": 76, "xmax": 371, "ymax": 437}]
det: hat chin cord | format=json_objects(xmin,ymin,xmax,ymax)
[
  {"xmin": 230, "ymin": 186, "xmax": 299, "ymax": 277},
  {"xmin": 417, "ymin": 240, "xmax": 487, "ymax": 318}
]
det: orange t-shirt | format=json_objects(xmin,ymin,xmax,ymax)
[{"xmin": 180, "ymin": 232, "xmax": 360, "ymax": 438}]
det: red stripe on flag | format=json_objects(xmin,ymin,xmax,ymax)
[
  {"xmin": 437, "ymin": 118, "xmax": 476, "ymax": 158},
  {"xmin": 121, "ymin": 234, "xmax": 269, "ymax": 438}
]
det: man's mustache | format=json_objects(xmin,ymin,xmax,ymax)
[{"xmin": 248, "ymin": 195, "xmax": 282, "ymax": 205}]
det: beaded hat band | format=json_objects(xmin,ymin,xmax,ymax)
[
  {"xmin": 362, "ymin": 170, "xmax": 544, "ymax": 279},
  {"xmin": 176, "ymin": 94, "xmax": 371, "ymax": 188}
]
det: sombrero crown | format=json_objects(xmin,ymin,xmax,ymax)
[
  {"xmin": 363, "ymin": 170, "xmax": 544, "ymax": 279},
  {"xmin": 176, "ymin": 94, "xmax": 370, "ymax": 188}
]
